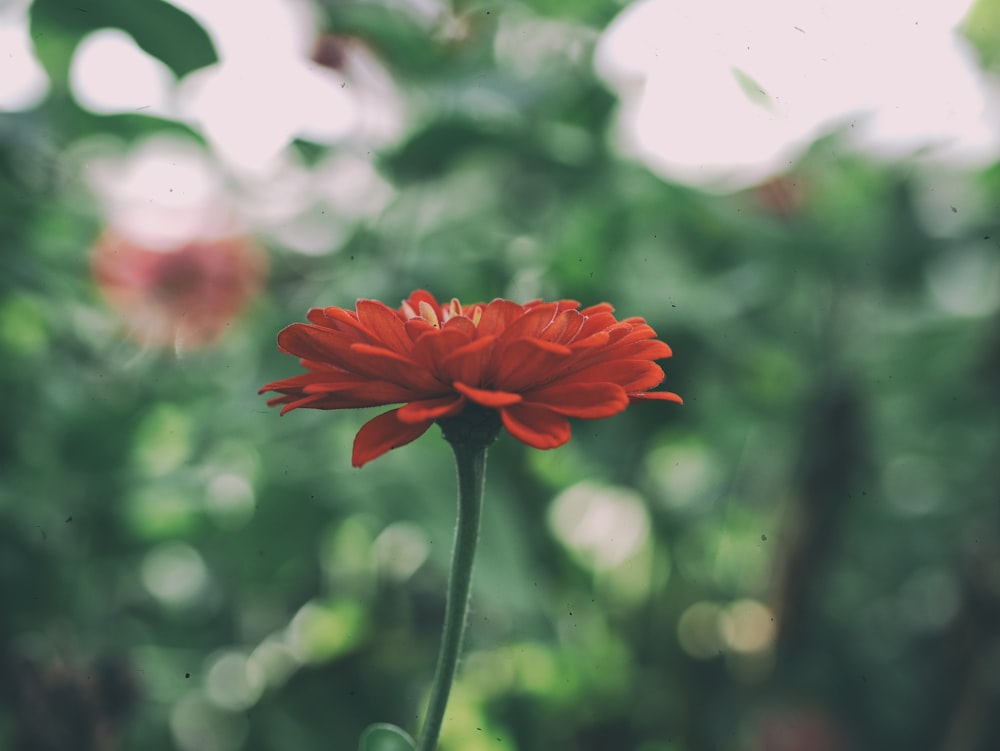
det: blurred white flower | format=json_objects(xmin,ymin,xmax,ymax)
[{"xmin": 595, "ymin": 0, "xmax": 1000, "ymax": 191}]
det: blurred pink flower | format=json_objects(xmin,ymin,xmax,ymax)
[{"xmin": 92, "ymin": 230, "xmax": 266, "ymax": 351}]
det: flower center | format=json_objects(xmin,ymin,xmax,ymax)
[{"xmin": 402, "ymin": 298, "xmax": 483, "ymax": 328}]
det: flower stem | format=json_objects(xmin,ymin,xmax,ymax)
[{"xmin": 416, "ymin": 439, "xmax": 489, "ymax": 751}]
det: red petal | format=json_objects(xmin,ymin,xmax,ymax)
[
  {"xmin": 352, "ymin": 409, "xmax": 433, "ymax": 467},
  {"xmin": 576, "ymin": 311, "xmax": 618, "ymax": 338},
  {"xmin": 439, "ymin": 335, "xmax": 495, "ymax": 385},
  {"xmin": 348, "ymin": 342, "xmax": 442, "ymax": 391},
  {"xmin": 277, "ymin": 323, "xmax": 355, "ymax": 364},
  {"xmin": 306, "ymin": 307, "xmax": 340, "ymax": 329},
  {"xmin": 500, "ymin": 404, "xmax": 571, "ymax": 449},
  {"xmin": 568, "ymin": 331, "xmax": 610, "ymax": 351},
  {"xmin": 442, "ymin": 315, "xmax": 476, "ymax": 338},
  {"xmin": 259, "ymin": 371, "xmax": 338, "ymax": 394},
  {"xmin": 558, "ymin": 360, "xmax": 664, "ymax": 392},
  {"xmin": 630, "ymin": 391, "xmax": 683, "ymax": 404},
  {"xmin": 314, "ymin": 305, "xmax": 369, "ymax": 340},
  {"xmin": 492, "ymin": 338, "xmax": 572, "ymax": 390},
  {"xmin": 523, "ymin": 381, "xmax": 628, "ymax": 418},
  {"xmin": 476, "ymin": 299, "xmax": 525, "ymax": 338},
  {"xmin": 614, "ymin": 339, "xmax": 673, "ymax": 360},
  {"xmin": 404, "ymin": 317, "xmax": 436, "ymax": 342},
  {"xmin": 580, "ymin": 302, "xmax": 614, "ymax": 317},
  {"xmin": 621, "ymin": 362, "xmax": 666, "ymax": 392},
  {"xmin": 401, "ymin": 290, "xmax": 440, "ymax": 315},
  {"xmin": 453, "ymin": 381, "xmax": 523, "ymax": 407},
  {"xmin": 356, "ymin": 299, "xmax": 413, "ymax": 354},
  {"xmin": 397, "ymin": 395, "xmax": 466, "ymax": 423},
  {"xmin": 303, "ymin": 379, "xmax": 424, "ymax": 407},
  {"xmin": 538, "ymin": 309, "xmax": 585, "ymax": 344},
  {"xmin": 553, "ymin": 299, "xmax": 581, "ymax": 312},
  {"xmin": 497, "ymin": 304, "xmax": 559, "ymax": 343},
  {"xmin": 604, "ymin": 323, "xmax": 634, "ymax": 345},
  {"xmin": 277, "ymin": 393, "xmax": 330, "ymax": 415},
  {"xmin": 410, "ymin": 328, "xmax": 474, "ymax": 374}
]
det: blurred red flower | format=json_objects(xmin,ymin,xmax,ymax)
[
  {"xmin": 261, "ymin": 290, "xmax": 681, "ymax": 467},
  {"xmin": 92, "ymin": 231, "xmax": 266, "ymax": 351}
]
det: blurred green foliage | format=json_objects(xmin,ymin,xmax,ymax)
[{"xmin": 3, "ymin": 2, "xmax": 1000, "ymax": 751}]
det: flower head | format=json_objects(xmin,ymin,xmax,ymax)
[
  {"xmin": 92, "ymin": 230, "xmax": 266, "ymax": 351},
  {"xmin": 261, "ymin": 290, "xmax": 681, "ymax": 467}
]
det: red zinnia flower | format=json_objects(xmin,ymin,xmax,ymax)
[{"xmin": 260, "ymin": 290, "xmax": 681, "ymax": 467}]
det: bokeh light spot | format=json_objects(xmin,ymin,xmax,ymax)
[
  {"xmin": 548, "ymin": 481, "xmax": 650, "ymax": 570},
  {"xmin": 205, "ymin": 650, "xmax": 265, "ymax": 712},
  {"xmin": 897, "ymin": 566, "xmax": 960, "ymax": 634},
  {"xmin": 141, "ymin": 541, "xmax": 209, "ymax": 607},
  {"xmin": 248, "ymin": 637, "xmax": 300, "ymax": 689},
  {"xmin": 70, "ymin": 28, "xmax": 175, "ymax": 117},
  {"xmin": 926, "ymin": 246, "xmax": 1000, "ymax": 317},
  {"xmin": 646, "ymin": 443, "xmax": 719, "ymax": 512},
  {"xmin": 133, "ymin": 404, "xmax": 193, "ymax": 475},
  {"xmin": 286, "ymin": 599, "xmax": 367, "ymax": 663},
  {"xmin": 720, "ymin": 599, "xmax": 776, "ymax": 654},
  {"xmin": 170, "ymin": 692, "xmax": 247, "ymax": 751},
  {"xmin": 205, "ymin": 472, "xmax": 255, "ymax": 530},
  {"xmin": 0, "ymin": 295, "xmax": 47, "ymax": 355},
  {"xmin": 507, "ymin": 642, "xmax": 560, "ymax": 695},
  {"xmin": 882, "ymin": 454, "xmax": 945, "ymax": 516},
  {"xmin": 374, "ymin": 521, "xmax": 430, "ymax": 581},
  {"xmin": 677, "ymin": 601, "xmax": 725, "ymax": 659},
  {"xmin": 0, "ymin": 14, "xmax": 50, "ymax": 111}
]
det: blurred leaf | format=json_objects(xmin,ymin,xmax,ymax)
[
  {"xmin": 505, "ymin": 0, "xmax": 620, "ymax": 25},
  {"xmin": 383, "ymin": 118, "xmax": 500, "ymax": 182},
  {"xmin": 965, "ymin": 0, "xmax": 1000, "ymax": 69},
  {"xmin": 358, "ymin": 723, "xmax": 416, "ymax": 751},
  {"xmin": 30, "ymin": 0, "xmax": 216, "ymax": 79}
]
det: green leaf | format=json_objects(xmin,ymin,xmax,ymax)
[
  {"xmin": 30, "ymin": 0, "xmax": 216, "ymax": 80},
  {"xmin": 358, "ymin": 723, "xmax": 416, "ymax": 751}
]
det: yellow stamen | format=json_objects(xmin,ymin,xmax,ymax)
[
  {"xmin": 418, "ymin": 300, "xmax": 440, "ymax": 328},
  {"xmin": 471, "ymin": 305, "xmax": 483, "ymax": 326},
  {"xmin": 439, "ymin": 298, "xmax": 459, "ymax": 324}
]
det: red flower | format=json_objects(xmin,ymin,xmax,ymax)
[{"xmin": 260, "ymin": 290, "xmax": 681, "ymax": 467}]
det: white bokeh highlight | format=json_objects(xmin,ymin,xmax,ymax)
[
  {"xmin": 0, "ymin": 3, "xmax": 50, "ymax": 111},
  {"xmin": 70, "ymin": 29, "xmax": 176, "ymax": 117},
  {"xmin": 595, "ymin": 0, "xmax": 999, "ymax": 191},
  {"xmin": 169, "ymin": 0, "xmax": 356, "ymax": 173}
]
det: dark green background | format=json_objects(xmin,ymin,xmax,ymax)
[{"xmin": 3, "ymin": 1, "xmax": 1000, "ymax": 750}]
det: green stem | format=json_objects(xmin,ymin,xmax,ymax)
[{"xmin": 416, "ymin": 440, "xmax": 488, "ymax": 751}]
